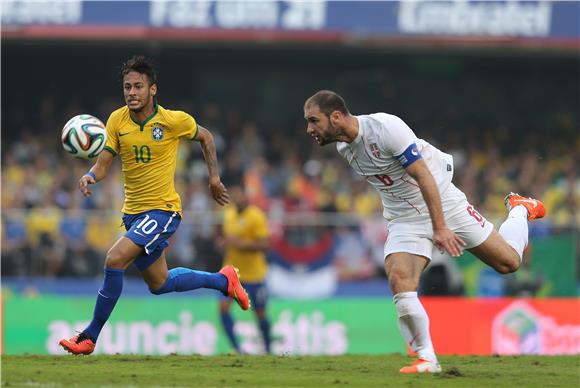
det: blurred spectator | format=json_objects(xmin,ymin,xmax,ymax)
[
  {"xmin": 234, "ymin": 121, "xmax": 265, "ymax": 166},
  {"xmin": 333, "ymin": 225, "xmax": 376, "ymax": 281},
  {"xmin": 25, "ymin": 197, "xmax": 65, "ymax": 276},
  {"xmin": 1, "ymin": 211, "xmax": 31, "ymax": 276},
  {"xmin": 1, "ymin": 57, "xmax": 577, "ymax": 286},
  {"xmin": 221, "ymin": 151, "xmax": 244, "ymax": 187},
  {"xmin": 60, "ymin": 199, "xmax": 101, "ymax": 276}
]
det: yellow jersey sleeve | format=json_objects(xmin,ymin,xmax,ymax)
[
  {"xmin": 104, "ymin": 111, "xmax": 120, "ymax": 155},
  {"xmin": 168, "ymin": 110, "xmax": 198, "ymax": 140}
]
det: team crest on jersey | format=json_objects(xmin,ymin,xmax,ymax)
[
  {"xmin": 152, "ymin": 126, "xmax": 164, "ymax": 141},
  {"xmin": 370, "ymin": 143, "xmax": 380, "ymax": 158}
]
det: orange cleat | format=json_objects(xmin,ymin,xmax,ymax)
[
  {"xmin": 504, "ymin": 192, "xmax": 546, "ymax": 221},
  {"xmin": 219, "ymin": 265, "xmax": 251, "ymax": 311},
  {"xmin": 59, "ymin": 332, "xmax": 95, "ymax": 355},
  {"xmin": 399, "ymin": 358, "xmax": 442, "ymax": 374}
]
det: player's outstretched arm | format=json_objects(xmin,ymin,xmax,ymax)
[
  {"xmin": 194, "ymin": 125, "xmax": 230, "ymax": 206},
  {"xmin": 405, "ymin": 159, "xmax": 466, "ymax": 257},
  {"xmin": 79, "ymin": 149, "xmax": 114, "ymax": 197}
]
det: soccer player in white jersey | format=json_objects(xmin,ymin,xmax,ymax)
[{"xmin": 303, "ymin": 90, "xmax": 546, "ymax": 374}]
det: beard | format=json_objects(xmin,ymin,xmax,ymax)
[
  {"xmin": 317, "ymin": 122, "xmax": 339, "ymax": 146},
  {"xmin": 127, "ymin": 94, "xmax": 151, "ymax": 113},
  {"xmin": 128, "ymin": 104, "xmax": 144, "ymax": 113}
]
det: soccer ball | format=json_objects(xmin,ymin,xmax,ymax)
[{"xmin": 61, "ymin": 114, "xmax": 107, "ymax": 159}]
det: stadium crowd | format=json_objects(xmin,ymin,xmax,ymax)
[{"xmin": 2, "ymin": 57, "xmax": 577, "ymax": 290}]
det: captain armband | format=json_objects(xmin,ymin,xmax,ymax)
[{"xmin": 395, "ymin": 143, "xmax": 422, "ymax": 168}]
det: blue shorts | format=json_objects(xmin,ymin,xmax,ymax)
[
  {"xmin": 222, "ymin": 281, "xmax": 268, "ymax": 310},
  {"xmin": 122, "ymin": 210, "xmax": 181, "ymax": 271}
]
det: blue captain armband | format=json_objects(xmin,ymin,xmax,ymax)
[{"xmin": 396, "ymin": 143, "xmax": 422, "ymax": 168}]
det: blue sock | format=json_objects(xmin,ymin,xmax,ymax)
[
  {"xmin": 84, "ymin": 268, "xmax": 124, "ymax": 342},
  {"xmin": 259, "ymin": 318, "xmax": 272, "ymax": 354},
  {"xmin": 220, "ymin": 312, "xmax": 240, "ymax": 351},
  {"xmin": 150, "ymin": 267, "xmax": 228, "ymax": 295}
]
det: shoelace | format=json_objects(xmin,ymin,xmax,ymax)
[{"xmin": 74, "ymin": 332, "xmax": 92, "ymax": 344}]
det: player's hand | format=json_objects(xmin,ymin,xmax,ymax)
[
  {"xmin": 433, "ymin": 227, "xmax": 466, "ymax": 257},
  {"xmin": 79, "ymin": 174, "xmax": 95, "ymax": 197},
  {"xmin": 208, "ymin": 177, "xmax": 230, "ymax": 206}
]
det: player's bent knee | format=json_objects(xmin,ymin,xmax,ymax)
[
  {"xmin": 494, "ymin": 257, "xmax": 520, "ymax": 274},
  {"xmin": 105, "ymin": 251, "xmax": 126, "ymax": 269},
  {"xmin": 104, "ymin": 259, "xmax": 124, "ymax": 269},
  {"xmin": 387, "ymin": 270, "xmax": 417, "ymax": 293},
  {"xmin": 148, "ymin": 278, "xmax": 170, "ymax": 295}
]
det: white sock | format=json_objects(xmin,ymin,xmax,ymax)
[
  {"xmin": 393, "ymin": 291, "xmax": 437, "ymax": 363},
  {"xmin": 499, "ymin": 205, "xmax": 529, "ymax": 261}
]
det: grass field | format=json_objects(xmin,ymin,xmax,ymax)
[{"xmin": 2, "ymin": 354, "xmax": 579, "ymax": 387}]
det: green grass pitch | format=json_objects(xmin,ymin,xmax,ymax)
[{"xmin": 2, "ymin": 354, "xmax": 579, "ymax": 387}]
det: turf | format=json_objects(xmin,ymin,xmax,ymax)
[{"xmin": 2, "ymin": 354, "xmax": 579, "ymax": 387}]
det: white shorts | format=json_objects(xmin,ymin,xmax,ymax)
[{"xmin": 383, "ymin": 184, "xmax": 494, "ymax": 260}]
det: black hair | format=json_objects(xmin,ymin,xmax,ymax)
[
  {"xmin": 304, "ymin": 90, "xmax": 350, "ymax": 117},
  {"xmin": 120, "ymin": 55, "xmax": 158, "ymax": 86}
]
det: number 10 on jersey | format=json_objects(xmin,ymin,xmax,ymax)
[{"xmin": 133, "ymin": 145, "xmax": 151, "ymax": 163}]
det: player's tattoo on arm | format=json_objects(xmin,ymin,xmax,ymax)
[{"xmin": 196, "ymin": 125, "xmax": 220, "ymax": 179}]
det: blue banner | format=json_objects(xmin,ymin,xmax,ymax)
[{"xmin": 2, "ymin": 1, "xmax": 578, "ymax": 40}]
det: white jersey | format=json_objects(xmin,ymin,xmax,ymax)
[{"xmin": 336, "ymin": 113, "xmax": 454, "ymax": 221}]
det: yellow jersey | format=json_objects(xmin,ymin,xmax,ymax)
[
  {"xmin": 104, "ymin": 104, "xmax": 197, "ymax": 214},
  {"xmin": 223, "ymin": 205, "xmax": 269, "ymax": 283}
]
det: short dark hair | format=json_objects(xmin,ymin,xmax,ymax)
[
  {"xmin": 304, "ymin": 90, "xmax": 350, "ymax": 117},
  {"xmin": 120, "ymin": 55, "xmax": 158, "ymax": 86}
]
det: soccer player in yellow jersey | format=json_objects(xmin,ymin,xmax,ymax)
[
  {"xmin": 59, "ymin": 56, "xmax": 250, "ymax": 355},
  {"xmin": 219, "ymin": 184, "xmax": 271, "ymax": 354}
]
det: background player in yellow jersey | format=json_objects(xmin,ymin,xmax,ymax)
[
  {"xmin": 219, "ymin": 184, "xmax": 271, "ymax": 354},
  {"xmin": 59, "ymin": 55, "xmax": 250, "ymax": 355}
]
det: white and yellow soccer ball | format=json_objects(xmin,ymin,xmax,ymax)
[{"xmin": 61, "ymin": 114, "xmax": 107, "ymax": 159}]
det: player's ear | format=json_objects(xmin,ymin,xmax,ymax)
[
  {"xmin": 330, "ymin": 110, "xmax": 342, "ymax": 124},
  {"xmin": 150, "ymin": 83, "xmax": 157, "ymax": 97}
]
